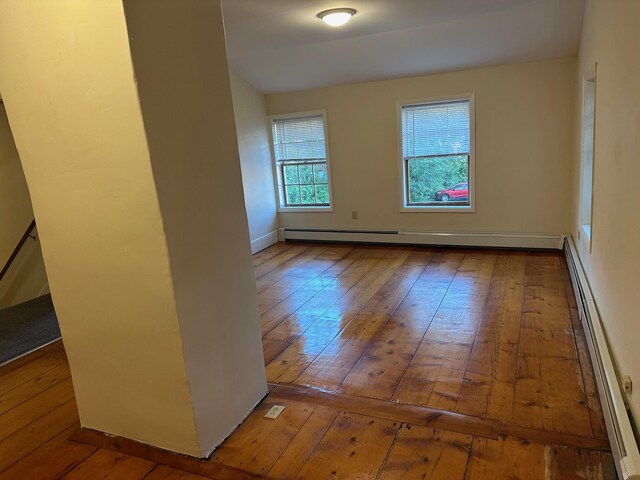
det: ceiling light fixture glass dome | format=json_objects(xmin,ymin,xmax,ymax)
[{"xmin": 317, "ymin": 8, "xmax": 357, "ymax": 27}]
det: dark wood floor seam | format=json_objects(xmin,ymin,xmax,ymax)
[
  {"xmin": 269, "ymin": 382, "xmax": 499, "ymax": 440},
  {"xmin": 268, "ymin": 382, "xmax": 611, "ymax": 451}
]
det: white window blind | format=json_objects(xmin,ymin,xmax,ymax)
[
  {"xmin": 401, "ymin": 100, "xmax": 470, "ymax": 159},
  {"xmin": 273, "ymin": 115, "xmax": 326, "ymax": 163},
  {"xmin": 271, "ymin": 113, "xmax": 332, "ymax": 208}
]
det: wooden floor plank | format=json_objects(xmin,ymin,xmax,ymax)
[
  {"xmin": 142, "ymin": 465, "xmax": 216, "ymax": 480},
  {"xmin": 260, "ymin": 248, "xmax": 375, "ymax": 334},
  {"xmin": 270, "ymin": 382, "xmax": 499, "ymax": 440},
  {"xmin": 214, "ymin": 399, "xmax": 316, "ymax": 474},
  {"xmin": 423, "ymin": 253, "xmax": 497, "ymax": 412},
  {"xmin": 540, "ymin": 356, "xmax": 592, "ymax": 437},
  {"xmin": 261, "ymin": 247, "xmax": 369, "ymax": 340},
  {"xmin": 254, "ymin": 245, "xmax": 311, "ymax": 281},
  {"xmin": 294, "ymin": 251, "xmax": 427, "ymax": 391},
  {"xmin": 337, "ymin": 252, "xmax": 434, "ymax": 399},
  {"xmin": 454, "ymin": 254, "xmax": 523, "ymax": 420},
  {"xmin": 378, "ymin": 425, "xmax": 472, "ymax": 480},
  {"xmin": 252, "ymin": 242, "xmax": 295, "ymax": 268},
  {"xmin": 294, "ymin": 411, "xmax": 399, "ymax": 480},
  {"xmin": 0, "ymin": 399, "xmax": 79, "ymax": 472},
  {"xmin": 513, "ymin": 253, "xmax": 593, "ymax": 438},
  {"xmin": 0, "ymin": 243, "xmax": 610, "ymax": 480},
  {"xmin": 0, "ymin": 361, "xmax": 71, "ymax": 416},
  {"xmin": 390, "ymin": 251, "xmax": 472, "ymax": 407},
  {"xmin": 62, "ymin": 449, "xmax": 155, "ymax": 480},
  {"xmin": 70, "ymin": 428, "xmax": 272, "ymax": 480},
  {"xmin": 262, "ymin": 339, "xmax": 291, "ymax": 366},
  {"xmin": 256, "ymin": 248, "xmax": 351, "ymax": 318},
  {"xmin": 266, "ymin": 405, "xmax": 338, "ymax": 480},
  {"xmin": 266, "ymin": 249, "xmax": 404, "ymax": 384},
  {"xmin": 464, "ymin": 436, "xmax": 547, "ymax": 480},
  {"xmin": 0, "ymin": 354, "xmax": 66, "ymax": 397},
  {"xmin": 465, "ymin": 435, "xmax": 614, "ymax": 480},
  {"xmin": 565, "ymin": 279, "xmax": 608, "ymax": 440},
  {"xmin": 143, "ymin": 465, "xmax": 191, "ymax": 480},
  {"xmin": 549, "ymin": 446, "xmax": 616, "ymax": 480},
  {"xmin": 0, "ymin": 425, "xmax": 95, "ymax": 480},
  {"xmin": 0, "ymin": 378, "xmax": 75, "ymax": 442}
]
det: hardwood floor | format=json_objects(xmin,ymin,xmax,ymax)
[{"xmin": 0, "ymin": 242, "xmax": 616, "ymax": 479}]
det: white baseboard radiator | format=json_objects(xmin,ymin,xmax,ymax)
[
  {"xmin": 280, "ymin": 227, "xmax": 565, "ymax": 250},
  {"xmin": 564, "ymin": 237, "xmax": 640, "ymax": 480}
]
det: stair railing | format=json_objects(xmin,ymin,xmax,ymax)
[{"xmin": 0, "ymin": 219, "xmax": 37, "ymax": 283}]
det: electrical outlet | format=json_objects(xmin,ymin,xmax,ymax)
[
  {"xmin": 623, "ymin": 376, "xmax": 633, "ymax": 395},
  {"xmin": 352, "ymin": 210, "xmax": 358, "ymax": 220},
  {"xmin": 264, "ymin": 405, "xmax": 285, "ymax": 419}
]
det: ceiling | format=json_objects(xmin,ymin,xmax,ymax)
[{"xmin": 221, "ymin": 0, "xmax": 585, "ymax": 93}]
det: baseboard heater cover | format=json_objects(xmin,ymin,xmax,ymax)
[
  {"xmin": 281, "ymin": 227, "xmax": 565, "ymax": 249},
  {"xmin": 564, "ymin": 236, "xmax": 640, "ymax": 480}
]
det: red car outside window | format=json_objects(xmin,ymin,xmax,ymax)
[{"xmin": 435, "ymin": 183, "xmax": 468, "ymax": 202}]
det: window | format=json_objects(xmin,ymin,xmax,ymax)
[
  {"xmin": 271, "ymin": 112, "xmax": 332, "ymax": 210},
  {"xmin": 399, "ymin": 96, "xmax": 474, "ymax": 211},
  {"xmin": 580, "ymin": 72, "xmax": 596, "ymax": 246}
]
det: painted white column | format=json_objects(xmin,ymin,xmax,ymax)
[
  {"xmin": 0, "ymin": 0, "xmax": 266, "ymax": 457},
  {"xmin": 122, "ymin": 0, "xmax": 268, "ymax": 455}
]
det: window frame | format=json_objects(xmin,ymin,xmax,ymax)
[
  {"xmin": 268, "ymin": 110, "xmax": 334, "ymax": 213},
  {"xmin": 397, "ymin": 93, "xmax": 476, "ymax": 213},
  {"xmin": 579, "ymin": 67, "xmax": 597, "ymax": 252}
]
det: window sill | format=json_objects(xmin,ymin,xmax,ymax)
[
  {"xmin": 400, "ymin": 205, "xmax": 475, "ymax": 213},
  {"xmin": 278, "ymin": 206, "xmax": 334, "ymax": 213},
  {"xmin": 581, "ymin": 224, "xmax": 591, "ymax": 239},
  {"xmin": 580, "ymin": 224, "xmax": 592, "ymax": 252}
]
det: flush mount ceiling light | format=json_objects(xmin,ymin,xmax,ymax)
[{"xmin": 317, "ymin": 8, "xmax": 356, "ymax": 27}]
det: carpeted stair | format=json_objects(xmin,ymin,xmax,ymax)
[{"xmin": 0, "ymin": 294, "xmax": 60, "ymax": 365}]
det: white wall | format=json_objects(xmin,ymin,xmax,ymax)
[
  {"xmin": 571, "ymin": 0, "xmax": 640, "ymax": 426},
  {"xmin": 122, "ymin": 0, "xmax": 267, "ymax": 455},
  {"xmin": 266, "ymin": 58, "xmax": 576, "ymax": 235},
  {"xmin": 0, "ymin": 103, "xmax": 48, "ymax": 307},
  {"xmin": 230, "ymin": 72, "xmax": 278, "ymax": 253},
  {"xmin": 0, "ymin": 0, "xmax": 201, "ymax": 456}
]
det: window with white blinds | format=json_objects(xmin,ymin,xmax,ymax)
[
  {"xmin": 273, "ymin": 115, "xmax": 326, "ymax": 163},
  {"xmin": 400, "ymin": 98, "xmax": 473, "ymax": 209},
  {"xmin": 271, "ymin": 113, "xmax": 331, "ymax": 208}
]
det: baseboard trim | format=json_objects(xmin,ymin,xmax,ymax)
[
  {"xmin": 250, "ymin": 230, "xmax": 279, "ymax": 254},
  {"xmin": 564, "ymin": 236, "xmax": 640, "ymax": 479},
  {"xmin": 280, "ymin": 227, "xmax": 566, "ymax": 250}
]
